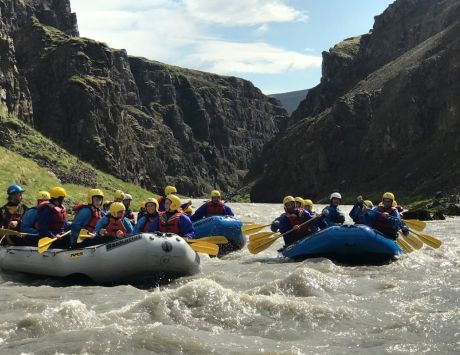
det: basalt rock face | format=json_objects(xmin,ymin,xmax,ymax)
[
  {"xmin": 250, "ymin": 0, "xmax": 460, "ymax": 202},
  {"xmin": 1, "ymin": 0, "xmax": 287, "ymax": 195}
]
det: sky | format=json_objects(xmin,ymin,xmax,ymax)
[{"xmin": 71, "ymin": 0, "xmax": 395, "ymax": 94}]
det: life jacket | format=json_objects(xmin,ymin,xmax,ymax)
[
  {"xmin": 284, "ymin": 209, "xmax": 310, "ymax": 237},
  {"xmin": 205, "ymin": 201, "xmax": 226, "ymax": 217},
  {"xmin": 105, "ymin": 216, "xmax": 127, "ymax": 236},
  {"xmin": 375, "ymin": 206, "xmax": 398, "ymax": 238},
  {"xmin": 159, "ymin": 211, "xmax": 182, "ymax": 234},
  {"xmin": 74, "ymin": 204, "xmax": 101, "ymax": 233},
  {"xmin": 1, "ymin": 202, "xmax": 27, "ymax": 229},
  {"xmin": 37, "ymin": 201, "xmax": 67, "ymax": 232},
  {"xmin": 143, "ymin": 214, "xmax": 157, "ymax": 233}
]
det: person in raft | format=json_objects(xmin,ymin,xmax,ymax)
[
  {"xmin": 148, "ymin": 194, "xmax": 195, "ymax": 239},
  {"xmin": 13, "ymin": 191, "xmax": 51, "ymax": 246},
  {"xmin": 36, "ymin": 187, "xmax": 71, "ymax": 249},
  {"xmin": 122, "ymin": 193, "xmax": 136, "ymax": 226},
  {"xmin": 362, "ymin": 192, "xmax": 407, "ymax": 240},
  {"xmin": 138, "ymin": 200, "xmax": 147, "ymax": 221},
  {"xmin": 349, "ymin": 195, "xmax": 374, "ymax": 224},
  {"xmin": 113, "ymin": 190, "xmax": 124, "ymax": 203},
  {"xmin": 157, "ymin": 185, "xmax": 192, "ymax": 212},
  {"xmin": 190, "ymin": 190, "xmax": 234, "ymax": 221},
  {"xmin": 303, "ymin": 199, "xmax": 316, "ymax": 215},
  {"xmin": 0, "ymin": 184, "xmax": 28, "ymax": 233},
  {"xmin": 93, "ymin": 202, "xmax": 133, "ymax": 244},
  {"xmin": 70, "ymin": 189, "xmax": 104, "ymax": 248},
  {"xmin": 133, "ymin": 198, "xmax": 159, "ymax": 235},
  {"xmin": 322, "ymin": 192, "xmax": 346, "ymax": 226},
  {"xmin": 272, "ymin": 196, "xmax": 326, "ymax": 246}
]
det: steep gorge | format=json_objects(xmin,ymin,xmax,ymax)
[
  {"xmin": 249, "ymin": 0, "xmax": 460, "ymax": 203},
  {"xmin": 0, "ymin": 0, "xmax": 287, "ymax": 196}
]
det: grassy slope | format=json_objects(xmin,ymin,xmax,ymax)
[{"xmin": 0, "ymin": 106, "xmax": 156, "ymax": 210}]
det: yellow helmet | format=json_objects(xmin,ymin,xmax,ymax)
[
  {"xmin": 184, "ymin": 205, "xmax": 193, "ymax": 214},
  {"xmin": 164, "ymin": 185, "xmax": 177, "ymax": 196},
  {"xmin": 109, "ymin": 202, "xmax": 126, "ymax": 216},
  {"xmin": 295, "ymin": 197, "xmax": 305, "ymax": 207},
  {"xmin": 145, "ymin": 198, "xmax": 159, "ymax": 210},
  {"xmin": 364, "ymin": 200, "xmax": 374, "ymax": 208},
  {"xmin": 166, "ymin": 194, "xmax": 182, "ymax": 211},
  {"xmin": 140, "ymin": 201, "xmax": 146, "ymax": 209},
  {"xmin": 382, "ymin": 192, "xmax": 395, "ymax": 201},
  {"xmin": 283, "ymin": 196, "xmax": 295, "ymax": 205},
  {"xmin": 114, "ymin": 190, "xmax": 124, "ymax": 200},
  {"xmin": 36, "ymin": 191, "xmax": 51, "ymax": 201},
  {"xmin": 303, "ymin": 199, "xmax": 313, "ymax": 208},
  {"xmin": 392, "ymin": 200, "xmax": 398, "ymax": 207},
  {"xmin": 49, "ymin": 187, "xmax": 67, "ymax": 199},
  {"xmin": 87, "ymin": 188, "xmax": 104, "ymax": 204},
  {"xmin": 210, "ymin": 190, "xmax": 221, "ymax": 198}
]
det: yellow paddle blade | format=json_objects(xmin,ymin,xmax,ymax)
[
  {"xmin": 38, "ymin": 237, "xmax": 58, "ymax": 254},
  {"xmin": 76, "ymin": 230, "xmax": 93, "ymax": 243},
  {"xmin": 241, "ymin": 224, "xmax": 270, "ymax": 234},
  {"xmin": 189, "ymin": 241, "xmax": 219, "ymax": 256},
  {"xmin": 403, "ymin": 219, "xmax": 427, "ymax": 232},
  {"xmin": 249, "ymin": 231, "xmax": 276, "ymax": 243},
  {"xmin": 188, "ymin": 236, "xmax": 229, "ymax": 245},
  {"xmin": 402, "ymin": 234, "xmax": 423, "ymax": 250},
  {"xmin": 248, "ymin": 234, "xmax": 281, "ymax": 254},
  {"xmin": 411, "ymin": 231, "xmax": 442, "ymax": 249},
  {"xmin": 396, "ymin": 237, "xmax": 413, "ymax": 253}
]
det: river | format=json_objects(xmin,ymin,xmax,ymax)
[{"xmin": 0, "ymin": 202, "xmax": 459, "ymax": 354}]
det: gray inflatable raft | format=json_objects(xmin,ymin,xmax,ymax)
[{"xmin": 0, "ymin": 233, "xmax": 201, "ymax": 283}]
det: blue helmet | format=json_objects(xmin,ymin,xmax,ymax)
[{"xmin": 7, "ymin": 184, "xmax": 25, "ymax": 195}]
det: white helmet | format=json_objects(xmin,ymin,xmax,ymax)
[
  {"xmin": 123, "ymin": 193, "xmax": 133, "ymax": 201},
  {"xmin": 330, "ymin": 192, "xmax": 342, "ymax": 200}
]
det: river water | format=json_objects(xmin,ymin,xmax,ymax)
[{"xmin": 0, "ymin": 203, "xmax": 459, "ymax": 354}]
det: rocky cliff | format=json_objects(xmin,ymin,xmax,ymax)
[
  {"xmin": 250, "ymin": 0, "xmax": 460, "ymax": 202},
  {"xmin": 0, "ymin": 0, "xmax": 287, "ymax": 195}
]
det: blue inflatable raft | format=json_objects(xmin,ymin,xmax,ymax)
[
  {"xmin": 193, "ymin": 216, "xmax": 246, "ymax": 256},
  {"xmin": 281, "ymin": 224, "xmax": 403, "ymax": 264}
]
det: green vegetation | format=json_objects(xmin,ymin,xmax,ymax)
[{"xmin": 0, "ymin": 107, "xmax": 155, "ymax": 210}]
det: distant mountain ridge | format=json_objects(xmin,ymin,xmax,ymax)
[{"xmin": 271, "ymin": 90, "xmax": 309, "ymax": 114}]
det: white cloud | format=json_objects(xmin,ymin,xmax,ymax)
[
  {"xmin": 184, "ymin": 41, "xmax": 322, "ymax": 74},
  {"xmin": 71, "ymin": 0, "xmax": 320, "ymax": 79},
  {"xmin": 184, "ymin": 0, "xmax": 307, "ymax": 26}
]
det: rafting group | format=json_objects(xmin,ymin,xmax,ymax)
[
  {"xmin": 269, "ymin": 192, "xmax": 408, "ymax": 248},
  {"xmin": 0, "ymin": 184, "xmax": 234, "ymax": 252}
]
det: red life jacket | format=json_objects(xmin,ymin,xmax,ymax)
[
  {"xmin": 159, "ymin": 211, "xmax": 182, "ymax": 234},
  {"xmin": 37, "ymin": 201, "xmax": 67, "ymax": 232},
  {"xmin": 74, "ymin": 204, "xmax": 101, "ymax": 233},
  {"xmin": 105, "ymin": 216, "xmax": 127, "ymax": 236},
  {"xmin": 284, "ymin": 209, "xmax": 310, "ymax": 237},
  {"xmin": 143, "ymin": 214, "xmax": 157, "ymax": 233},
  {"xmin": 375, "ymin": 206, "xmax": 398, "ymax": 237},
  {"xmin": 205, "ymin": 201, "xmax": 226, "ymax": 217}
]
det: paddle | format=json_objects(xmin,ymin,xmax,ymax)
[
  {"xmin": 188, "ymin": 236, "xmax": 228, "ymax": 245},
  {"xmin": 0, "ymin": 228, "xmax": 38, "ymax": 237},
  {"xmin": 408, "ymin": 229, "xmax": 442, "ymax": 249},
  {"xmin": 187, "ymin": 241, "xmax": 219, "ymax": 256},
  {"xmin": 399, "ymin": 232, "xmax": 422, "ymax": 250},
  {"xmin": 242, "ymin": 224, "xmax": 271, "ymax": 234},
  {"xmin": 38, "ymin": 230, "xmax": 71, "ymax": 254},
  {"xmin": 403, "ymin": 219, "xmax": 426, "ymax": 232},
  {"xmin": 248, "ymin": 231, "xmax": 275, "ymax": 243},
  {"xmin": 248, "ymin": 216, "xmax": 321, "ymax": 255},
  {"xmin": 396, "ymin": 236, "xmax": 413, "ymax": 253}
]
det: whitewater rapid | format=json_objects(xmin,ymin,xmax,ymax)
[{"xmin": 0, "ymin": 203, "xmax": 459, "ymax": 354}]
